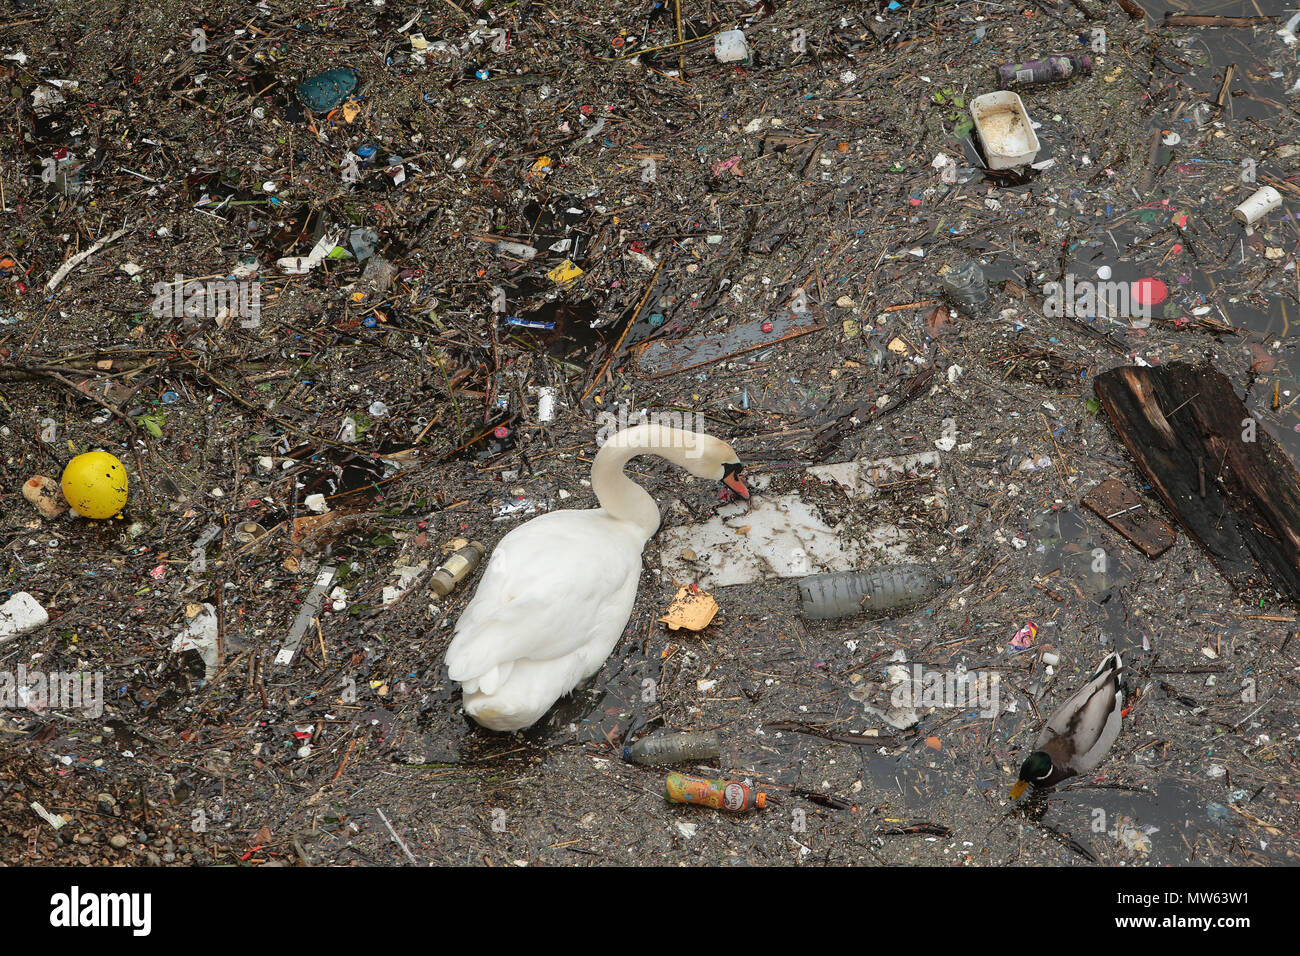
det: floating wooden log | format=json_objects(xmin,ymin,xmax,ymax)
[{"xmin": 1094, "ymin": 362, "xmax": 1300, "ymax": 599}]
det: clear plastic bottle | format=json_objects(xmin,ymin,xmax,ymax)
[
  {"xmin": 429, "ymin": 541, "xmax": 487, "ymax": 597},
  {"xmin": 623, "ymin": 730, "xmax": 721, "ymax": 766},
  {"xmin": 940, "ymin": 262, "xmax": 989, "ymax": 313},
  {"xmin": 798, "ymin": 565, "xmax": 952, "ymax": 621}
]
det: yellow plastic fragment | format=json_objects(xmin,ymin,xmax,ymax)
[{"xmin": 658, "ymin": 585, "xmax": 719, "ymax": 632}]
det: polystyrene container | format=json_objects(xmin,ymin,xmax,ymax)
[{"xmin": 970, "ymin": 91, "xmax": 1041, "ymax": 169}]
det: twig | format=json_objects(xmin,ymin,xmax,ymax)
[
  {"xmin": 33, "ymin": 368, "xmax": 140, "ymax": 434},
  {"xmin": 376, "ymin": 807, "xmax": 420, "ymax": 865},
  {"xmin": 45, "ymin": 227, "xmax": 129, "ymax": 292},
  {"xmin": 1041, "ymin": 412, "xmax": 1071, "ymax": 481},
  {"xmin": 580, "ymin": 259, "xmax": 663, "ymax": 403}
]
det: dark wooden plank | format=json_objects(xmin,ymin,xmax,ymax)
[
  {"xmin": 1081, "ymin": 478, "xmax": 1177, "ymax": 559},
  {"xmin": 1094, "ymin": 362, "xmax": 1300, "ymax": 598}
]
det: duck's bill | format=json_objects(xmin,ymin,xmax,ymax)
[
  {"xmin": 722, "ymin": 473, "xmax": 750, "ymax": 499},
  {"xmin": 1009, "ymin": 780, "xmax": 1029, "ymax": 801}
]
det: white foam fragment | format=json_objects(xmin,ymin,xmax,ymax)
[{"xmin": 0, "ymin": 592, "xmax": 49, "ymax": 643}]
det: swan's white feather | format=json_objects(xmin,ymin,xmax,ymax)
[{"xmin": 445, "ymin": 508, "xmax": 646, "ymax": 730}]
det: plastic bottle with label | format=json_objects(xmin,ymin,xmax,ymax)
[
  {"xmin": 997, "ymin": 55, "xmax": 1093, "ymax": 90},
  {"xmin": 430, "ymin": 541, "xmax": 487, "ymax": 597},
  {"xmin": 665, "ymin": 773, "xmax": 766, "ymax": 811}
]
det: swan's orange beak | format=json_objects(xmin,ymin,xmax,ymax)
[{"xmin": 722, "ymin": 472, "xmax": 749, "ymax": 500}]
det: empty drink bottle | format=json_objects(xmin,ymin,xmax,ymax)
[
  {"xmin": 623, "ymin": 730, "xmax": 721, "ymax": 766},
  {"xmin": 429, "ymin": 541, "xmax": 487, "ymax": 597},
  {"xmin": 665, "ymin": 773, "xmax": 766, "ymax": 811},
  {"xmin": 798, "ymin": 564, "xmax": 951, "ymax": 621},
  {"xmin": 997, "ymin": 55, "xmax": 1092, "ymax": 90}
]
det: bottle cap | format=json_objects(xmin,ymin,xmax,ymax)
[
  {"xmin": 755, "ymin": 792, "xmax": 767, "ymax": 809},
  {"xmin": 1132, "ymin": 277, "xmax": 1168, "ymax": 307}
]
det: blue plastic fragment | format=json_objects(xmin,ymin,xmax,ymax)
[
  {"xmin": 297, "ymin": 68, "xmax": 358, "ymax": 113},
  {"xmin": 506, "ymin": 316, "xmax": 555, "ymax": 330}
]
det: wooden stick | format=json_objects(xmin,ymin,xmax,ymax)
[
  {"xmin": 34, "ymin": 368, "xmax": 140, "ymax": 434},
  {"xmin": 1164, "ymin": 13, "xmax": 1276, "ymax": 27},
  {"xmin": 675, "ymin": 0, "xmax": 684, "ymax": 75},
  {"xmin": 1215, "ymin": 63, "xmax": 1236, "ymax": 109},
  {"xmin": 580, "ymin": 259, "xmax": 663, "ymax": 403},
  {"xmin": 1041, "ymin": 412, "xmax": 1072, "ymax": 481}
]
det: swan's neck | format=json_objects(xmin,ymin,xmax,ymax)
[{"xmin": 591, "ymin": 424, "xmax": 705, "ymax": 539}]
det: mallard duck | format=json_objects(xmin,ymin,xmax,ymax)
[
  {"xmin": 445, "ymin": 423, "xmax": 749, "ymax": 731},
  {"xmin": 1010, "ymin": 651, "xmax": 1124, "ymax": 799}
]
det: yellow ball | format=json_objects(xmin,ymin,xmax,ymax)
[{"xmin": 61, "ymin": 451, "xmax": 129, "ymax": 519}]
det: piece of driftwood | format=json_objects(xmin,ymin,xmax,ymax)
[
  {"xmin": 1081, "ymin": 478, "xmax": 1177, "ymax": 559},
  {"xmin": 1094, "ymin": 363, "xmax": 1300, "ymax": 598},
  {"xmin": 1163, "ymin": 13, "xmax": 1277, "ymax": 28}
]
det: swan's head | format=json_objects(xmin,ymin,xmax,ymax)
[{"xmin": 689, "ymin": 436, "xmax": 749, "ymax": 500}]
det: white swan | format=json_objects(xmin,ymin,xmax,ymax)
[{"xmin": 445, "ymin": 423, "xmax": 750, "ymax": 731}]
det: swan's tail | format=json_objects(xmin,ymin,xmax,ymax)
[
  {"xmin": 445, "ymin": 624, "xmax": 516, "ymax": 694},
  {"xmin": 462, "ymin": 691, "xmax": 544, "ymax": 732},
  {"xmin": 453, "ymin": 660, "xmax": 513, "ymax": 696},
  {"xmin": 456, "ymin": 653, "xmax": 591, "ymax": 732}
]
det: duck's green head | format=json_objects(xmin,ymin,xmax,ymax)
[{"xmin": 1010, "ymin": 751, "xmax": 1053, "ymax": 800}]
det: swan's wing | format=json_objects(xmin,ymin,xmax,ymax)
[{"xmin": 445, "ymin": 511, "xmax": 643, "ymax": 686}]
